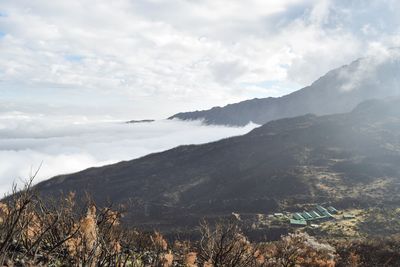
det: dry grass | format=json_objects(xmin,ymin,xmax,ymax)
[{"xmin": 0, "ymin": 177, "xmax": 398, "ymax": 266}]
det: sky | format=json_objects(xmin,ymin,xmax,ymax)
[
  {"xmin": 0, "ymin": 0, "xmax": 399, "ymax": 119},
  {"xmin": 0, "ymin": 0, "xmax": 400, "ymax": 193}
]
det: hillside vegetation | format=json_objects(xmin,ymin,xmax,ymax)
[
  {"xmin": 1, "ymin": 180, "xmax": 400, "ymax": 266},
  {"xmin": 35, "ymin": 98, "xmax": 400, "ymax": 231}
]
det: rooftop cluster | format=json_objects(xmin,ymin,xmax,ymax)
[{"xmin": 290, "ymin": 206, "xmax": 338, "ymax": 226}]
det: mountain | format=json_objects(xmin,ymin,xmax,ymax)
[
  {"xmin": 169, "ymin": 52, "xmax": 400, "ymax": 126},
  {"xmin": 35, "ymin": 98, "xmax": 400, "ymax": 230},
  {"xmin": 125, "ymin": 119, "xmax": 155, "ymax": 124}
]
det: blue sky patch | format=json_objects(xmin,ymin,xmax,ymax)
[{"xmin": 64, "ymin": 54, "xmax": 84, "ymax": 62}]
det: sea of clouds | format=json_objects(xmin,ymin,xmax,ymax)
[{"xmin": 0, "ymin": 113, "xmax": 257, "ymax": 195}]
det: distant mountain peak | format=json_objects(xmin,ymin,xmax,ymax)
[{"xmin": 169, "ymin": 54, "xmax": 400, "ymax": 126}]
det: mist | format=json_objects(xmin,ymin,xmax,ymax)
[{"xmin": 0, "ymin": 114, "xmax": 257, "ymax": 195}]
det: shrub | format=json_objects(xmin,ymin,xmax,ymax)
[{"xmin": 1, "ymin": 178, "xmax": 400, "ymax": 266}]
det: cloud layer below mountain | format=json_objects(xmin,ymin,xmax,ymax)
[{"xmin": 0, "ymin": 114, "xmax": 257, "ymax": 195}]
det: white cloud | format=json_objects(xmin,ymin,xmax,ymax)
[
  {"xmin": 338, "ymin": 45, "xmax": 400, "ymax": 92},
  {"xmin": 0, "ymin": 112, "xmax": 257, "ymax": 195},
  {"xmin": 0, "ymin": 0, "xmax": 399, "ymax": 117}
]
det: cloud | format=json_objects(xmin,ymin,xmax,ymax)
[
  {"xmin": 0, "ymin": 112, "xmax": 257, "ymax": 195},
  {"xmin": 0, "ymin": 0, "xmax": 399, "ymax": 118},
  {"xmin": 211, "ymin": 60, "xmax": 248, "ymax": 85},
  {"xmin": 338, "ymin": 46, "xmax": 400, "ymax": 92}
]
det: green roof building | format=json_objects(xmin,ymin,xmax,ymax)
[
  {"xmin": 316, "ymin": 205, "xmax": 328, "ymax": 214},
  {"xmin": 316, "ymin": 206, "xmax": 334, "ymax": 218},
  {"xmin": 301, "ymin": 212, "xmax": 313, "ymax": 220},
  {"xmin": 290, "ymin": 219, "xmax": 307, "ymax": 226},
  {"xmin": 309, "ymin": 211, "xmax": 321, "ymax": 219},
  {"xmin": 327, "ymin": 206, "xmax": 338, "ymax": 214},
  {"xmin": 293, "ymin": 213, "xmax": 305, "ymax": 220},
  {"xmin": 289, "ymin": 205, "xmax": 337, "ymax": 226},
  {"xmin": 343, "ymin": 214, "xmax": 356, "ymax": 219}
]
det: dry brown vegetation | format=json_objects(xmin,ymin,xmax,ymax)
[{"xmin": 1, "ymin": 179, "xmax": 399, "ymax": 266}]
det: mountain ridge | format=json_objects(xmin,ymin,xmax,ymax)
[
  {"xmin": 169, "ymin": 54, "xmax": 400, "ymax": 126},
  {"xmin": 35, "ymin": 98, "xmax": 400, "ymax": 230}
]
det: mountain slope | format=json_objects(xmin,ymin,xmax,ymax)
[
  {"xmin": 36, "ymin": 98, "xmax": 400, "ymax": 229},
  {"xmin": 169, "ymin": 53, "xmax": 400, "ymax": 126}
]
